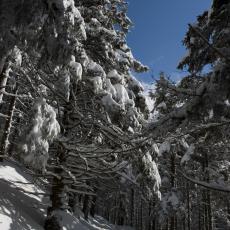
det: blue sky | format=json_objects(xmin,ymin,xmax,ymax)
[{"xmin": 127, "ymin": 0, "xmax": 212, "ymax": 83}]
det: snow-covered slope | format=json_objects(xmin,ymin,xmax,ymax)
[
  {"xmin": 0, "ymin": 160, "xmax": 45, "ymax": 230},
  {"xmin": 0, "ymin": 160, "xmax": 133, "ymax": 230}
]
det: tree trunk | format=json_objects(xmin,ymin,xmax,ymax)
[
  {"xmin": 183, "ymin": 215, "xmax": 186, "ymax": 230},
  {"xmin": 44, "ymin": 182, "xmax": 66, "ymax": 230},
  {"xmin": 0, "ymin": 56, "xmax": 6, "ymax": 76},
  {"xmin": 130, "ymin": 188, "xmax": 134, "ymax": 226},
  {"xmin": 187, "ymin": 183, "xmax": 191, "ymax": 230},
  {"xmin": 170, "ymin": 216, "xmax": 176, "ymax": 230},
  {"xmin": 7, "ymin": 115, "xmax": 20, "ymax": 157},
  {"xmin": 0, "ymin": 84, "xmax": 18, "ymax": 162},
  {"xmin": 171, "ymin": 154, "xmax": 176, "ymax": 187},
  {"xmin": 204, "ymin": 151, "xmax": 212, "ymax": 230},
  {"xmin": 44, "ymin": 145, "xmax": 68, "ymax": 230},
  {"xmin": 148, "ymin": 200, "xmax": 152, "ymax": 230},
  {"xmin": 135, "ymin": 195, "xmax": 139, "ymax": 229},
  {"xmin": 82, "ymin": 194, "xmax": 90, "ymax": 220},
  {"xmin": 198, "ymin": 193, "xmax": 202, "ymax": 230},
  {"xmin": 151, "ymin": 217, "xmax": 156, "ymax": 230},
  {"xmin": 227, "ymin": 199, "xmax": 230, "ymax": 222},
  {"xmin": 112, "ymin": 193, "xmax": 117, "ymax": 224},
  {"xmin": 68, "ymin": 191, "xmax": 77, "ymax": 213},
  {"xmin": 170, "ymin": 154, "xmax": 176, "ymax": 230},
  {"xmin": 90, "ymin": 194, "xmax": 97, "ymax": 218},
  {"xmin": 207, "ymin": 191, "xmax": 212, "ymax": 230},
  {"xmin": 166, "ymin": 218, "xmax": 169, "ymax": 230},
  {"xmin": 0, "ymin": 59, "xmax": 9, "ymax": 105},
  {"xmin": 140, "ymin": 198, "xmax": 143, "ymax": 230},
  {"xmin": 44, "ymin": 102, "xmax": 74, "ymax": 230}
]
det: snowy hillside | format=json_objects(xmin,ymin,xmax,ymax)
[{"xmin": 0, "ymin": 160, "xmax": 133, "ymax": 230}]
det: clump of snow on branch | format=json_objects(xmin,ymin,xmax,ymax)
[
  {"xmin": 181, "ymin": 144, "xmax": 195, "ymax": 164},
  {"xmin": 159, "ymin": 140, "xmax": 171, "ymax": 156},
  {"xmin": 128, "ymin": 75, "xmax": 144, "ymax": 93},
  {"xmin": 58, "ymin": 68, "xmax": 71, "ymax": 101},
  {"xmin": 22, "ymin": 98, "xmax": 60, "ymax": 171},
  {"xmin": 11, "ymin": 46, "xmax": 22, "ymax": 67},
  {"xmin": 101, "ymin": 93, "xmax": 121, "ymax": 113},
  {"xmin": 142, "ymin": 152, "xmax": 161, "ymax": 199},
  {"xmin": 160, "ymin": 190, "xmax": 181, "ymax": 218},
  {"xmin": 105, "ymin": 79, "xmax": 117, "ymax": 99},
  {"xmin": 120, "ymin": 162, "xmax": 136, "ymax": 184},
  {"xmin": 114, "ymin": 83, "xmax": 134, "ymax": 109},
  {"xmin": 69, "ymin": 55, "xmax": 82, "ymax": 83},
  {"xmin": 107, "ymin": 70, "xmax": 122, "ymax": 83}
]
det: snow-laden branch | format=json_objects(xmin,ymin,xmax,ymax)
[
  {"xmin": 189, "ymin": 24, "xmax": 230, "ymax": 63},
  {"xmin": 145, "ymin": 26, "xmax": 230, "ymax": 139},
  {"xmin": 0, "ymin": 113, "xmax": 9, "ymax": 119},
  {"xmin": 167, "ymin": 120, "xmax": 230, "ymax": 141},
  {"xmin": 1, "ymin": 90, "xmax": 28, "ymax": 98},
  {"xmin": 178, "ymin": 170, "xmax": 230, "ymax": 193},
  {"xmin": 158, "ymin": 77, "xmax": 199, "ymax": 96}
]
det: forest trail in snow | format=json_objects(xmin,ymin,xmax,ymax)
[{"xmin": 0, "ymin": 160, "xmax": 133, "ymax": 230}]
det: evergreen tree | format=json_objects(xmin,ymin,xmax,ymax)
[
  {"xmin": 0, "ymin": 1, "xmax": 161, "ymax": 229},
  {"xmin": 146, "ymin": 1, "xmax": 230, "ymax": 229}
]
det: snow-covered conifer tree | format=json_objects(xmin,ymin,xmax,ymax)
[
  {"xmin": 145, "ymin": 1, "xmax": 230, "ymax": 229},
  {"xmin": 0, "ymin": 1, "xmax": 169, "ymax": 229}
]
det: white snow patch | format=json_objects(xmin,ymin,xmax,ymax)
[
  {"xmin": 208, "ymin": 109, "xmax": 214, "ymax": 119},
  {"xmin": 87, "ymin": 61, "xmax": 106, "ymax": 79},
  {"xmin": 159, "ymin": 141, "xmax": 171, "ymax": 156},
  {"xmin": 69, "ymin": 57, "xmax": 82, "ymax": 83},
  {"xmin": 114, "ymin": 83, "xmax": 132, "ymax": 108},
  {"xmin": 105, "ymin": 79, "xmax": 117, "ymax": 99},
  {"xmin": 142, "ymin": 152, "xmax": 161, "ymax": 198},
  {"xmin": 157, "ymin": 101, "xmax": 167, "ymax": 110},
  {"xmin": 101, "ymin": 93, "xmax": 121, "ymax": 112},
  {"xmin": 0, "ymin": 161, "xmax": 46, "ymax": 230},
  {"xmin": 142, "ymin": 82, "xmax": 155, "ymax": 113},
  {"xmin": 22, "ymin": 98, "xmax": 60, "ymax": 171},
  {"xmin": 107, "ymin": 70, "xmax": 122, "ymax": 83},
  {"xmin": 181, "ymin": 144, "xmax": 195, "ymax": 164},
  {"xmin": 161, "ymin": 191, "xmax": 180, "ymax": 215},
  {"xmin": 91, "ymin": 76, "xmax": 103, "ymax": 93},
  {"xmin": 225, "ymin": 99, "xmax": 230, "ymax": 106}
]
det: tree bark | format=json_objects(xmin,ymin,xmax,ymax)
[
  {"xmin": 68, "ymin": 191, "xmax": 77, "ymax": 213},
  {"xmin": 187, "ymin": 183, "xmax": 191, "ymax": 230},
  {"xmin": 130, "ymin": 188, "xmax": 134, "ymax": 226},
  {"xmin": 82, "ymin": 194, "xmax": 90, "ymax": 220},
  {"xmin": 0, "ymin": 84, "xmax": 18, "ymax": 162},
  {"xmin": 227, "ymin": 199, "xmax": 230, "ymax": 222},
  {"xmin": 45, "ymin": 104, "xmax": 70, "ymax": 230},
  {"xmin": 170, "ymin": 154, "xmax": 176, "ymax": 230},
  {"xmin": 7, "ymin": 115, "xmax": 20, "ymax": 157},
  {"xmin": 140, "ymin": 197, "xmax": 143, "ymax": 230},
  {"xmin": 44, "ymin": 145, "xmax": 68, "ymax": 230},
  {"xmin": 205, "ymin": 151, "xmax": 212, "ymax": 230},
  {"xmin": 0, "ymin": 58, "xmax": 9, "ymax": 105},
  {"xmin": 90, "ymin": 193, "xmax": 97, "ymax": 218}
]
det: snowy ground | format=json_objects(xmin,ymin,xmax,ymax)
[{"xmin": 0, "ymin": 160, "xmax": 133, "ymax": 230}]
